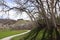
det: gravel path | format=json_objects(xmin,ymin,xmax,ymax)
[{"xmin": 0, "ymin": 30, "xmax": 30, "ymax": 40}]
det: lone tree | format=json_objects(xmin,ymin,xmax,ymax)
[
  {"xmin": 0, "ymin": 0, "xmax": 60, "ymax": 40},
  {"xmin": 23, "ymin": 0, "xmax": 60, "ymax": 40}
]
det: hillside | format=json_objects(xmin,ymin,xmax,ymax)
[
  {"xmin": 14, "ymin": 19, "xmax": 30, "ymax": 26},
  {"xmin": 12, "ymin": 19, "xmax": 32, "ymax": 30},
  {"xmin": 0, "ymin": 19, "xmax": 31, "ymax": 30},
  {"xmin": 0, "ymin": 19, "xmax": 16, "ymax": 25}
]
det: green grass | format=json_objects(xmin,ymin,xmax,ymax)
[
  {"xmin": 11, "ymin": 30, "xmax": 44, "ymax": 40},
  {"xmin": 11, "ymin": 34, "xmax": 26, "ymax": 40},
  {"xmin": 11, "ymin": 29, "xmax": 60, "ymax": 40},
  {"xmin": 0, "ymin": 30, "xmax": 28, "ymax": 39},
  {"xmin": 11, "ymin": 32, "xmax": 30, "ymax": 40}
]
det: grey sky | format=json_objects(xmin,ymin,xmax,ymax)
[
  {"xmin": 0, "ymin": 0, "xmax": 60, "ymax": 20},
  {"xmin": 0, "ymin": 0, "xmax": 31, "ymax": 20}
]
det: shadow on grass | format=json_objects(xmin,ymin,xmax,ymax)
[
  {"xmin": 41, "ymin": 27, "xmax": 60, "ymax": 40},
  {"xmin": 20, "ymin": 24, "xmax": 60, "ymax": 40}
]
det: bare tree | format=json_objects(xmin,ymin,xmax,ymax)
[{"xmin": 0, "ymin": 0, "xmax": 60, "ymax": 40}]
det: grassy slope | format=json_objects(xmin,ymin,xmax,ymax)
[
  {"xmin": 11, "ymin": 29, "xmax": 60, "ymax": 40},
  {"xmin": 0, "ymin": 30, "xmax": 27, "ymax": 39},
  {"xmin": 11, "ymin": 34, "xmax": 27, "ymax": 40},
  {"xmin": 11, "ymin": 29, "xmax": 44, "ymax": 40}
]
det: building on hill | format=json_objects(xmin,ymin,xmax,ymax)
[{"xmin": 17, "ymin": 19, "xmax": 24, "ymax": 21}]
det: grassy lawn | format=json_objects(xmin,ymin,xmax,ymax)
[
  {"xmin": 0, "ymin": 30, "xmax": 28, "ymax": 39},
  {"xmin": 11, "ymin": 30, "xmax": 60, "ymax": 40},
  {"xmin": 11, "ymin": 34, "xmax": 26, "ymax": 40},
  {"xmin": 11, "ymin": 30, "xmax": 44, "ymax": 40}
]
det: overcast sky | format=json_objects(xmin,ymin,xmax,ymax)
[
  {"xmin": 0, "ymin": 0, "xmax": 30, "ymax": 20},
  {"xmin": 0, "ymin": 0, "xmax": 60, "ymax": 20}
]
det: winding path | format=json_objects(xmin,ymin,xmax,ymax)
[{"xmin": 1, "ymin": 30, "xmax": 30, "ymax": 40}]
